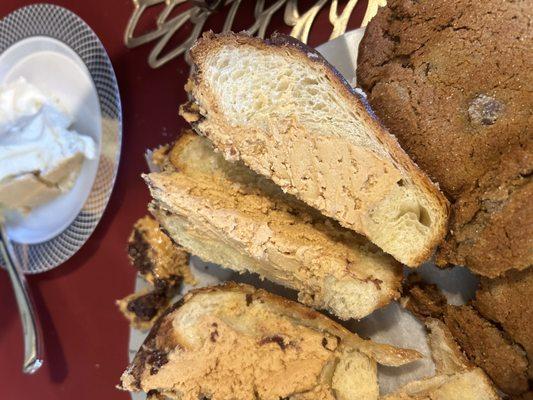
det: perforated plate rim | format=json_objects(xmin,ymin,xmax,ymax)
[{"xmin": 0, "ymin": 4, "xmax": 122, "ymax": 274}]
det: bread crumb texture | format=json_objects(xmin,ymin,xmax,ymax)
[
  {"xmin": 145, "ymin": 132, "xmax": 402, "ymax": 320},
  {"xmin": 183, "ymin": 32, "xmax": 449, "ymax": 267}
]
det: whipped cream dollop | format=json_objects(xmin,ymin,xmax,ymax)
[{"xmin": 0, "ymin": 77, "xmax": 96, "ymax": 213}]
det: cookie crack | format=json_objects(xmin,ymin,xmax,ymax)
[
  {"xmin": 457, "ymin": 172, "xmax": 531, "ymax": 229},
  {"xmin": 472, "ymin": 304, "xmax": 530, "ymax": 368}
]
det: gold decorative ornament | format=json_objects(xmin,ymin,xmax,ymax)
[{"xmin": 124, "ymin": 0, "xmax": 385, "ymax": 68}]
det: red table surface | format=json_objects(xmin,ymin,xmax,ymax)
[{"xmin": 0, "ymin": 1, "xmax": 368, "ymax": 398}]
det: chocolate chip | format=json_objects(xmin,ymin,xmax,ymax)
[
  {"xmin": 245, "ymin": 293, "xmax": 253, "ymax": 306},
  {"xmin": 259, "ymin": 335, "xmax": 287, "ymax": 350},
  {"xmin": 370, "ymin": 278, "xmax": 383, "ymax": 290},
  {"xmin": 127, "ymin": 291, "xmax": 167, "ymax": 321},
  {"xmin": 468, "ymin": 94, "xmax": 504, "ymax": 125},
  {"xmin": 128, "ymin": 229, "xmax": 154, "ymax": 275},
  {"xmin": 153, "ymin": 278, "xmax": 169, "ymax": 293},
  {"xmin": 209, "ymin": 322, "xmax": 219, "ymax": 342},
  {"xmin": 147, "ymin": 349, "xmax": 169, "ymax": 375},
  {"xmin": 147, "ymin": 390, "xmax": 162, "ymax": 399}
]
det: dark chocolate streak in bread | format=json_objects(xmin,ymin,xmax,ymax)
[
  {"xmin": 128, "ymin": 297, "xmax": 186, "ymax": 389},
  {"xmin": 128, "ymin": 229, "xmax": 154, "ymax": 276},
  {"xmin": 127, "ymin": 292, "xmax": 166, "ymax": 321}
]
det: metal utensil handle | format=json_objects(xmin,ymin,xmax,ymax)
[{"xmin": 0, "ymin": 224, "xmax": 43, "ymax": 374}]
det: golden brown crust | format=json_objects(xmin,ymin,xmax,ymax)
[
  {"xmin": 193, "ymin": 283, "xmax": 421, "ymax": 366},
  {"xmin": 383, "ymin": 319, "xmax": 499, "ymax": 400},
  {"xmin": 185, "ymin": 32, "xmax": 449, "ymax": 267},
  {"xmin": 401, "ymin": 277, "xmax": 447, "ymax": 320}
]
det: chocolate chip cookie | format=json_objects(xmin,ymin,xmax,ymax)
[{"xmin": 358, "ymin": 0, "xmax": 532, "ymax": 276}]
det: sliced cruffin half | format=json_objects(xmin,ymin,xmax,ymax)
[{"xmin": 120, "ymin": 283, "xmax": 421, "ymax": 400}]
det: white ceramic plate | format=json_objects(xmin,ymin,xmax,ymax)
[
  {"xmin": 0, "ymin": 4, "xmax": 122, "ymax": 273},
  {"xmin": 0, "ymin": 36, "xmax": 101, "ymax": 244}
]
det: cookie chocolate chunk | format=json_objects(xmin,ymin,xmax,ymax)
[{"xmin": 468, "ymin": 94, "xmax": 504, "ymax": 126}]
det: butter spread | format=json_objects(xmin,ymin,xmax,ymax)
[{"xmin": 0, "ymin": 77, "xmax": 96, "ymax": 213}]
